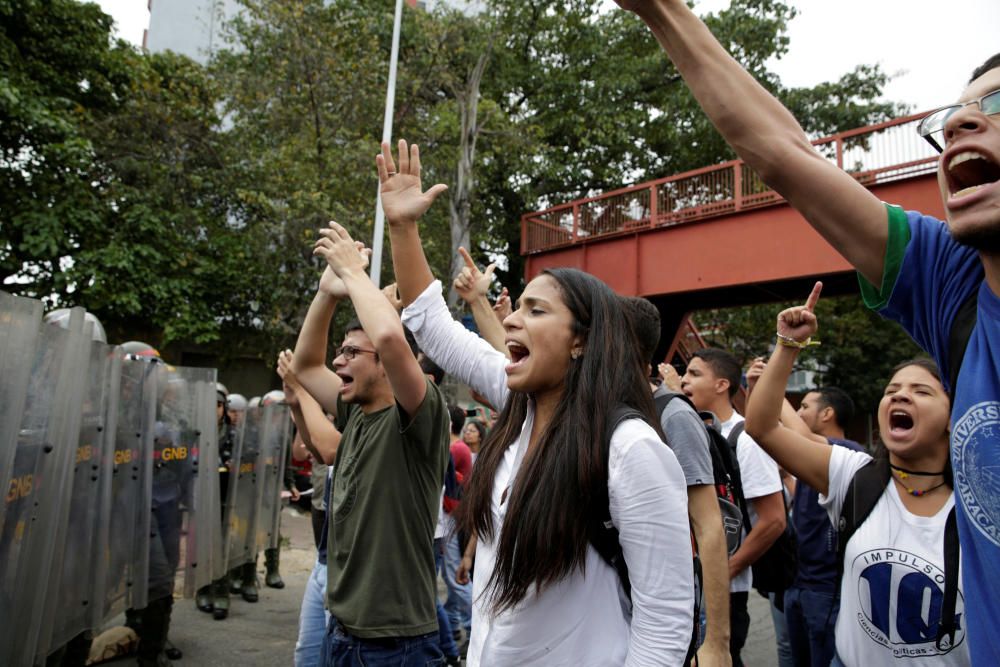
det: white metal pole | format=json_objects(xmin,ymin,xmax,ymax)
[{"xmin": 369, "ymin": 0, "xmax": 406, "ymax": 288}]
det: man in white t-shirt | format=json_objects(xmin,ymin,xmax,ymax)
[{"xmin": 682, "ymin": 348, "xmax": 786, "ymax": 667}]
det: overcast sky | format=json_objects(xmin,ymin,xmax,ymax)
[{"xmin": 97, "ymin": 0, "xmax": 998, "ymax": 112}]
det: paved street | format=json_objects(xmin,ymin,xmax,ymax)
[{"xmin": 101, "ymin": 507, "xmax": 781, "ymax": 666}]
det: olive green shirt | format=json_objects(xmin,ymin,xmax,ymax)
[{"xmin": 327, "ymin": 378, "xmax": 449, "ymax": 638}]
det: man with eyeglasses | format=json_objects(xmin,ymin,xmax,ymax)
[
  {"xmin": 615, "ymin": 1, "xmax": 999, "ymax": 662},
  {"xmin": 291, "ymin": 227, "xmax": 450, "ymax": 667}
]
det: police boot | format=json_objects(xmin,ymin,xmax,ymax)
[
  {"xmin": 212, "ymin": 575, "xmax": 230, "ymax": 620},
  {"xmin": 241, "ymin": 559, "xmax": 259, "ymax": 603},
  {"xmin": 264, "ymin": 546, "xmax": 284, "ymax": 589},
  {"xmin": 229, "ymin": 566, "xmax": 243, "ymax": 595},
  {"xmin": 195, "ymin": 584, "xmax": 213, "ymax": 613},
  {"xmin": 136, "ymin": 596, "xmax": 174, "ymax": 667}
]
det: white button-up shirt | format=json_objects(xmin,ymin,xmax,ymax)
[{"xmin": 402, "ymin": 281, "xmax": 692, "ymax": 666}]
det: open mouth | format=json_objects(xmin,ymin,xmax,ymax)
[
  {"xmin": 505, "ymin": 341, "xmax": 530, "ymax": 372},
  {"xmin": 336, "ymin": 371, "xmax": 355, "ymax": 393},
  {"xmin": 888, "ymin": 409, "xmax": 915, "ymax": 437},
  {"xmin": 948, "ymin": 150, "xmax": 1000, "ymax": 198}
]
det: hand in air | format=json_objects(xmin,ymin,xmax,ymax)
[
  {"xmin": 316, "ymin": 230, "xmax": 370, "ymax": 298},
  {"xmin": 314, "ymin": 222, "xmax": 370, "ymax": 280},
  {"xmin": 277, "ymin": 349, "xmax": 302, "ymax": 408},
  {"xmin": 453, "ymin": 247, "xmax": 496, "ymax": 304},
  {"xmin": 658, "ymin": 362, "xmax": 682, "ymax": 392},
  {"xmin": 777, "ymin": 281, "xmax": 822, "ymax": 343},
  {"xmin": 383, "ymin": 283, "xmax": 403, "ymax": 313},
  {"xmin": 377, "ymin": 140, "xmax": 448, "ymax": 225},
  {"xmin": 745, "ymin": 357, "xmax": 767, "ymax": 395},
  {"xmin": 493, "ymin": 287, "xmax": 512, "ymax": 323}
]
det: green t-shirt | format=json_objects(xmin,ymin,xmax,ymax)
[{"xmin": 327, "ymin": 377, "xmax": 449, "ymax": 638}]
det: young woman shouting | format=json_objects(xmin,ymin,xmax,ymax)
[
  {"xmin": 380, "ymin": 140, "xmax": 694, "ymax": 666},
  {"xmin": 744, "ymin": 283, "xmax": 969, "ymax": 666}
]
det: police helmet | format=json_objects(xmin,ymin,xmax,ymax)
[{"xmin": 44, "ymin": 308, "xmax": 108, "ymax": 343}]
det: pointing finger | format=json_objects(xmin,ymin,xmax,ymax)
[
  {"xmin": 458, "ymin": 247, "xmax": 476, "ymax": 271},
  {"xmin": 804, "ymin": 281, "xmax": 823, "ymax": 312}
]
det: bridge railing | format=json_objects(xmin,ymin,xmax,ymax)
[{"xmin": 521, "ymin": 112, "xmax": 938, "ymax": 254}]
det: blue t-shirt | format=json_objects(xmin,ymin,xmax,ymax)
[
  {"xmin": 860, "ymin": 204, "xmax": 1000, "ymax": 664},
  {"xmin": 792, "ymin": 437, "xmax": 863, "ymax": 592}
]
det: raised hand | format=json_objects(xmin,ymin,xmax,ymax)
[
  {"xmin": 745, "ymin": 357, "xmax": 767, "ymax": 395},
  {"xmin": 493, "ymin": 287, "xmax": 512, "ymax": 323},
  {"xmin": 658, "ymin": 362, "xmax": 682, "ymax": 392},
  {"xmin": 277, "ymin": 349, "xmax": 302, "ymax": 408},
  {"xmin": 382, "ymin": 283, "xmax": 403, "ymax": 313},
  {"xmin": 314, "ymin": 222, "xmax": 370, "ymax": 280},
  {"xmin": 377, "ymin": 140, "xmax": 448, "ymax": 225},
  {"xmin": 777, "ymin": 281, "xmax": 822, "ymax": 344},
  {"xmin": 316, "ymin": 229, "xmax": 371, "ymax": 298},
  {"xmin": 453, "ymin": 247, "xmax": 496, "ymax": 304}
]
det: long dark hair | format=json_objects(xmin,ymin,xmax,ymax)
[{"xmin": 455, "ymin": 268, "xmax": 660, "ymax": 614}]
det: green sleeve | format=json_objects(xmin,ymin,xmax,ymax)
[{"xmin": 857, "ymin": 204, "xmax": 912, "ymax": 310}]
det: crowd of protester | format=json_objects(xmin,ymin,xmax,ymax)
[{"xmin": 281, "ymin": 1, "xmax": 999, "ymax": 664}]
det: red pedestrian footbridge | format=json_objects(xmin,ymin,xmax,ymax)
[{"xmin": 519, "ymin": 113, "xmax": 946, "ymax": 360}]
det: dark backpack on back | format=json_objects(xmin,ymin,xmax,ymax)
[
  {"xmin": 836, "ymin": 457, "xmax": 961, "ymax": 650},
  {"xmin": 654, "ymin": 392, "xmax": 745, "ymax": 556},
  {"xmin": 723, "ymin": 420, "xmax": 798, "ymax": 599}
]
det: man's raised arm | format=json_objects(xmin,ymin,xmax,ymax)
[
  {"xmin": 314, "ymin": 222, "xmax": 429, "ymax": 418},
  {"xmin": 291, "ymin": 266, "xmax": 348, "ymax": 414},
  {"xmin": 617, "ymin": 0, "xmax": 888, "ymax": 285}
]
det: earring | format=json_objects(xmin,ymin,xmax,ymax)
[{"xmin": 571, "ymin": 350, "xmax": 581, "ymax": 360}]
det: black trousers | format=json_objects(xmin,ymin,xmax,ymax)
[{"xmin": 729, "ymin": 591, "xmax": 750, "ymax": 667}]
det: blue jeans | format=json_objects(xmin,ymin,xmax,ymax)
[
  {"xmin": 436, "ymin": 602, "xmax": 457, "ymax": 657},
  {"xmin": 769, "ymin": 592, "xmax": 794, "ymax": 667},
  {"xmin": 320, "ymin": 621, "xmax": 444, "ymax": 667},
  {"xmin": 783, "ymin": 586, "xmax": 839, "ymax": 667},
  {"xmin": 295, "ymin": 560, "xmax": 331, "ymax": 667},
  {"xmin": 439, "ymin": 533, "xmax": 472, "ymax": 633}
]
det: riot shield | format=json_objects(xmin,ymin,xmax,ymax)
[
  {"xmin": 227, "ymin": 405, "xmax": 263, "ymax": 571},
  {"xmin": 220, "ymin": 405, "xmax": 246, "ymax": 579},
  {"xmin": 0, "ymin": 292, "xmax": 44, "ymax": 538},
  {"xmin": 0, "ymin": 308, "xmax": 92, "ymax": 666},
  {"xmin": 93, "ymin": 355, "xmax": 159, "ymax": 623},
  {"xmin": 38, "ymin": 339, "xmax": 122, "ymax": 659},
  {"xmin": 156, "ymin": 365, "xmax": 222, "ymax": 599},
  {"xmin": 256, "ymin": 404, "xmax": 291, "ymax": 553}
]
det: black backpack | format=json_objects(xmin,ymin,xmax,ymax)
[
  {"xmin": 722, "ymin": 420, "xmax": 798, "ymax": 599},
  {"xmin": 588, "ymin": 405, "xmax": 699, "ymax": 662},
  {"xmin": 836, "ymin": 457, "xmax": 961, "ymax": 650},
  {"xmin": 654, "ymin": 392, "xmax": 746, "ymax": 556}
]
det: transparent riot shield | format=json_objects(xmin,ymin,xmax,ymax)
[
  {"xmin": 219, "ymin": 405, "xmax": 246, "ymax": 580},
  {"xmin": 256, "ymin": 404, "xmax": 291, "ymax": 553},
  {"xmin": 157, "ymin": 365, "xmax": 221, "ymax": 599},
  {"xmin": 94, "ymin": 354, "xmax": 158, "ymax": 625},
  {"xmin": 38, "ymin": 340, "xmax": 122, "ymax": 659},
  {"xmin": 227, "ymin": 405, "xmax": 263, "ymax": 571},
  {"xmin": 0, "ymin": 308, "xmax": 91, "ymax": 667},
  {"xmin": 0, "ymin": 292, "xmax": 44, "ymax": 538}
]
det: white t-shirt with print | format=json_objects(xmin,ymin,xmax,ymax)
[
  {"xmin": 820, "ymin": 446, "xmax": 970, "ymax": 666},
  {"xmin": 719, "ymin": 413, "xmax": 782, "ymax": 594}
]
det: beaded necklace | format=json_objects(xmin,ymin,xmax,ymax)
[{"xmin": 890, "ymin": 464, "xmax": 947, "ymax": 497}]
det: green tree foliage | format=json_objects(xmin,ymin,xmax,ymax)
[{"xmin": 2, "ymin": 0, "xmax": 911, "ymax": 371}]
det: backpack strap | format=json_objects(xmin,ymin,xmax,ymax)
[
  {"xmin": 947, "ymin": 289, "xmax": 978, "ymax": 396},
  {"xmin": 723, "ymin": 422, "xmax": 753, "ymax": 532},
  {"xmin": 936, "ymin": 506, "xmax": 961, "ymax": 650},
  {"xmin": 836, "ymin": 457, "xmax": 890, "ymax": 586},
  {"xmin": 590, "ymin": 405, "xmax": 646, "ymax": 601}
]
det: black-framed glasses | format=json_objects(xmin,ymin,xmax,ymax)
[
  {"xmin": 917, "ymin": 88, "xmax": 1000, "ymax": 152},
  {"xmin": 336, "ymin": 345, "xmax": 378, "ymax": 361}
]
